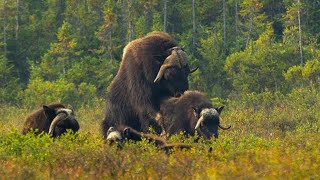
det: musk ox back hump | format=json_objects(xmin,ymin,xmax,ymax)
[
  {"xmin": 102, "ymin": 32, "xmax": 193, "ymax": 136},
  {"xmin": 22, "ymin": 104, "xmax": 66, "ymax": 135},
  {"xmin": 121, "ymin": 32, "xmax": 178, "ymax": 83}
]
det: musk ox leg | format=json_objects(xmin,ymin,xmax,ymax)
[
  {"xmin": 101, "ymin": 117, "xmax": 113, "ymax": 139},
  {"xmin": 139, "ymin": 114, "xmax": 162, "ymax": 134},
  {"xmin": 160, "ymin": 143, "xmax": 192, "ymax": 154}
]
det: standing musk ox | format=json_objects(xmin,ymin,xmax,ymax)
[
  {"xmin": 102, "ymin": 32, "xmax": 197, "ymax": 137},
  {"xmin": 22, "ymin": 104, "xmax": 79, "ymax": 137},
  {"xmin": 106, "ymin": 126, "xmax": 191, "ymax": 152},
  {"xmin": 157, "ymin": 91, "xmax": 231, "ymax": 139}
]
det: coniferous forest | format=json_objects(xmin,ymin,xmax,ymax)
[{"xmin": 0, "ymin": 0, "xmax": 319, "ymax": 178}]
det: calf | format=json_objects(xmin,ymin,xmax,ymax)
[
  {"xmin": 22, "ymin": 104, "xmax": 79, "ymax": 137},
  {"xmin": 157, "ymin": 90, "xmax": 230, "ymax": 139},
  {"xmin": 106, "ymin": 126, "xmax": 191, "ymax": 152}
]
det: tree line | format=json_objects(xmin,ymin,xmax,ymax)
[{"xmin": 1, "ymin": 0, "xmax": 319, "ymax": 107}]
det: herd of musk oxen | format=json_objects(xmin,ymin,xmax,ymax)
[{"xmin": 22, "ymin": 32, "xmax": 230, "ymax": 149}]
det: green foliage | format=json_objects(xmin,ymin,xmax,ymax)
[
  {"xmin": 1, "ymin": 1, "xmax": 320, "ymax": 178},
  {"xmin": 1, "ymin": 0, "xmax": 320, "ymax": 105},
  {"xmin": 193, "ymin": 30, "xmax": 229, "ymax": 97},
  {"xmin": 21, "ymin": 78, "xmax": 97, "ymax": 108},
  {"xmin": 284, "ymin": 59, "xmax": 320, "ymax": 88},
  {"xmin": 0, "ymin": 55, "xmax": 21, "ymax": 104},
  {"xmin": 1, "ymin": 106, "xmax": 320, "ymax": 178},
  {"xmin": 238, "ymin": 0, "xmax": 268, "ymax": 48},
  {"xmin": 65, "ymin": 56, "xmax": 118, "ymax": 95},
  {"xmin": 225, "ymin": 25, "xmax": 287, "ymax": 94},
  {"xmin": 1, "ymin": 86, "xmax": 320, "ymax": 178},
  {"xmin": 302, "ymin": 59, "xmax": 320, "ymax": 84}
]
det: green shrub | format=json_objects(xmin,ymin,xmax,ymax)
[
  {"xmin": 21, "ymin": 78, "xmax": 98, "ymax": 108},
  {"xmin": 0, "ymin": 55, "xmax": 22, "ymax": 104}
]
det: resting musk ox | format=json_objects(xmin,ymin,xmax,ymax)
[
  {"xmin": 106, "ymin": 126, "xmax": 191, "ymax": 152},
  {"xmin": 22, "ymin": 104, "xmax": 79, "ymax": 137},
  {"xmin": 157, "ymin": 91, "xmax": 231, "ymax": 139},
  {"xmin": 102, "ymin": 32, "xmax": 197, "ymax": 137}
]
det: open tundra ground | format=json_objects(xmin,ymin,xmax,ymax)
[{"xmin": 1, "ymin": 90, "xmax": 319, "ymax": 179}]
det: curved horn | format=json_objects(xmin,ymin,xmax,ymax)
[
  {"xmin": 48, "ymin": 112, "xmax": 67, "ymax": 136},
  {"xmin": 154, "ymin": 64, "xmax": 170, "ymax": 83},
  {"xmin": 189, "ymin": 67, "xmax": 198, "ymax": 73},
  {"xmin": 219, "ymin": 124, "xmax": 231, "ymax": 130},
  {"xmin": 194, "ymin": 115, "xmax": 204, "ymax": 130}
]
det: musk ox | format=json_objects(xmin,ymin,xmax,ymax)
[
  {"xmin": 106, "ymin": 126, "xmax": 191, "ymax": 152},
  {"xmin": 22, "ymin": 104, "xmax": 79, "ymax": 137},
  {"xmin": 102, "ymin": 32, "xmax": 196, "ymax": 137},
  {"xmin": 157, "ymin": 91, "xmax": 231, "ymax": 139}
]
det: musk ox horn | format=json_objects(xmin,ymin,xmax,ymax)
[
  {"xmin": 48, "ymin": 108, "xmax": 73, "ymax": 136},
  {"xmin": 48, "ymin": 113, "xmax": 67, "ymax": 136},
  {"xmin": 195, "ymin": 108, "xmax": 215, "ymax": 130},
  {"xmin": 189, "ymin": 67, "xmax": 198, "ymax": 73},
  {"xmin": 154, "ymin": 47, "xmax": 188, "ymax": 83},
  {"xmin": 154, "ymin": 63, "xmax": 171, "ymax": 83},
  {"xmin": 219, "ymin": 124, "xmax": 231, "ymax": 130},
  {"xmin": 218, "ymin": 114, "xmax": 231, "ymax": 130},
  {"xmin": 194, "ymin": 115, "xmax": 204, "ymax": 130}
]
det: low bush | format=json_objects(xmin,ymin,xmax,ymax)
[{"xmin": 0, "ymin": 86, "xmax": 319, "ymax": 178}]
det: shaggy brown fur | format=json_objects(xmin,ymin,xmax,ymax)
[
  {"xmin": 158, "ymin": 91, "xmax": 230, "ymax": 139},
  {"xmin": 102, "ymin": 32, "xmax": 193, "ymax": 137},
  {"xmin": 22, "ymin": 104, "xmax": 79, "ymax": 137}
]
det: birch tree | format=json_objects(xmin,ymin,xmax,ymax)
[
  {"xmin": 297, "ymin": 0, "xmax": 303, "ymax": 65},
  {"xmin": 192, "ymin": 0, "xmax": 195, "ymax": 52},
  {"xmin": 163, "ymin": 0, "xmax": 167, "ymax": 32}
]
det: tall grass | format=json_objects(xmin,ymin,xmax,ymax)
[{"xmin": 0, "ymin": 87, "xmax": 319, "ymax": 179}]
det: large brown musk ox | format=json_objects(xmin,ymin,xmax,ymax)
[
  {"xmin": 106, "ymin": 125, "xmax": 191, "ymax": 152},
  {"xmin": 101, "ymin": 32, "xmax": 196, "ymax": 137},
  {"xmin": 157, "ymin": 90, "xmax": 231, "ymax": 140},
  {"xmin": 22, "ymin": 104, "xmax": 79, "ymax": 137}
]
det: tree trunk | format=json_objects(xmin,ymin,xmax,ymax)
[
  {"xmin": 192, "ymin": 0, "xmax": 195, "ymax": 53},
  {"xmin": 297, "ymin": 0, "xmax": 303, "ymax": 66},
  {"xmin": 235, "ymin": 0, "xmax": 238, "ymax": 35},
  {"xmin": 163, "ymin": 0, "xmax": 167, "ymax": 32},
  {"xmin": 246, "ymin": 14, "xmax": 253, "ymax": 48},
  {"xmin": 223, "ymin": 0, "xmax": 227, "ymax": 54},
  {"xmin": 145, "ymin": 4, "xmax": 153, "ymax": 33},
  {"xmin": 15, "ymin": 0, "xmax": 19, "ymax": 41},
  {"xmin": 3, "ymin": 0, "xmax": 7, "ymax": 54},
  {"xmin": 108, "ymin": 30, "xmax": 113, "ymax": 62},
  {"xmin": 127, "ymin": 0, "xmax": 133, "ymax": 42}
]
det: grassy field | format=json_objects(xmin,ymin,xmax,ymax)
[{"xmin": 0, "ymin": 89, "xmax": 319, "ymax": 179}]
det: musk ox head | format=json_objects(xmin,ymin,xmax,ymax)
[
  {"xmin": 154, "ymin": 47, "xmax": 198, "ymax": 96},
  {"xmin": 193, "ymin": 106, "xmax": 230, "ymax": 139},
  {"xmin": 106, "ymin": 126, "xmax": 123, "ymax": 144},
  {"xmin": 46, "ymin": 106, "xmax": 79, "ymax": 137},
  {"xmin": 106, "ymin": 126, "xmax": 148, "ymax": 144}
]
